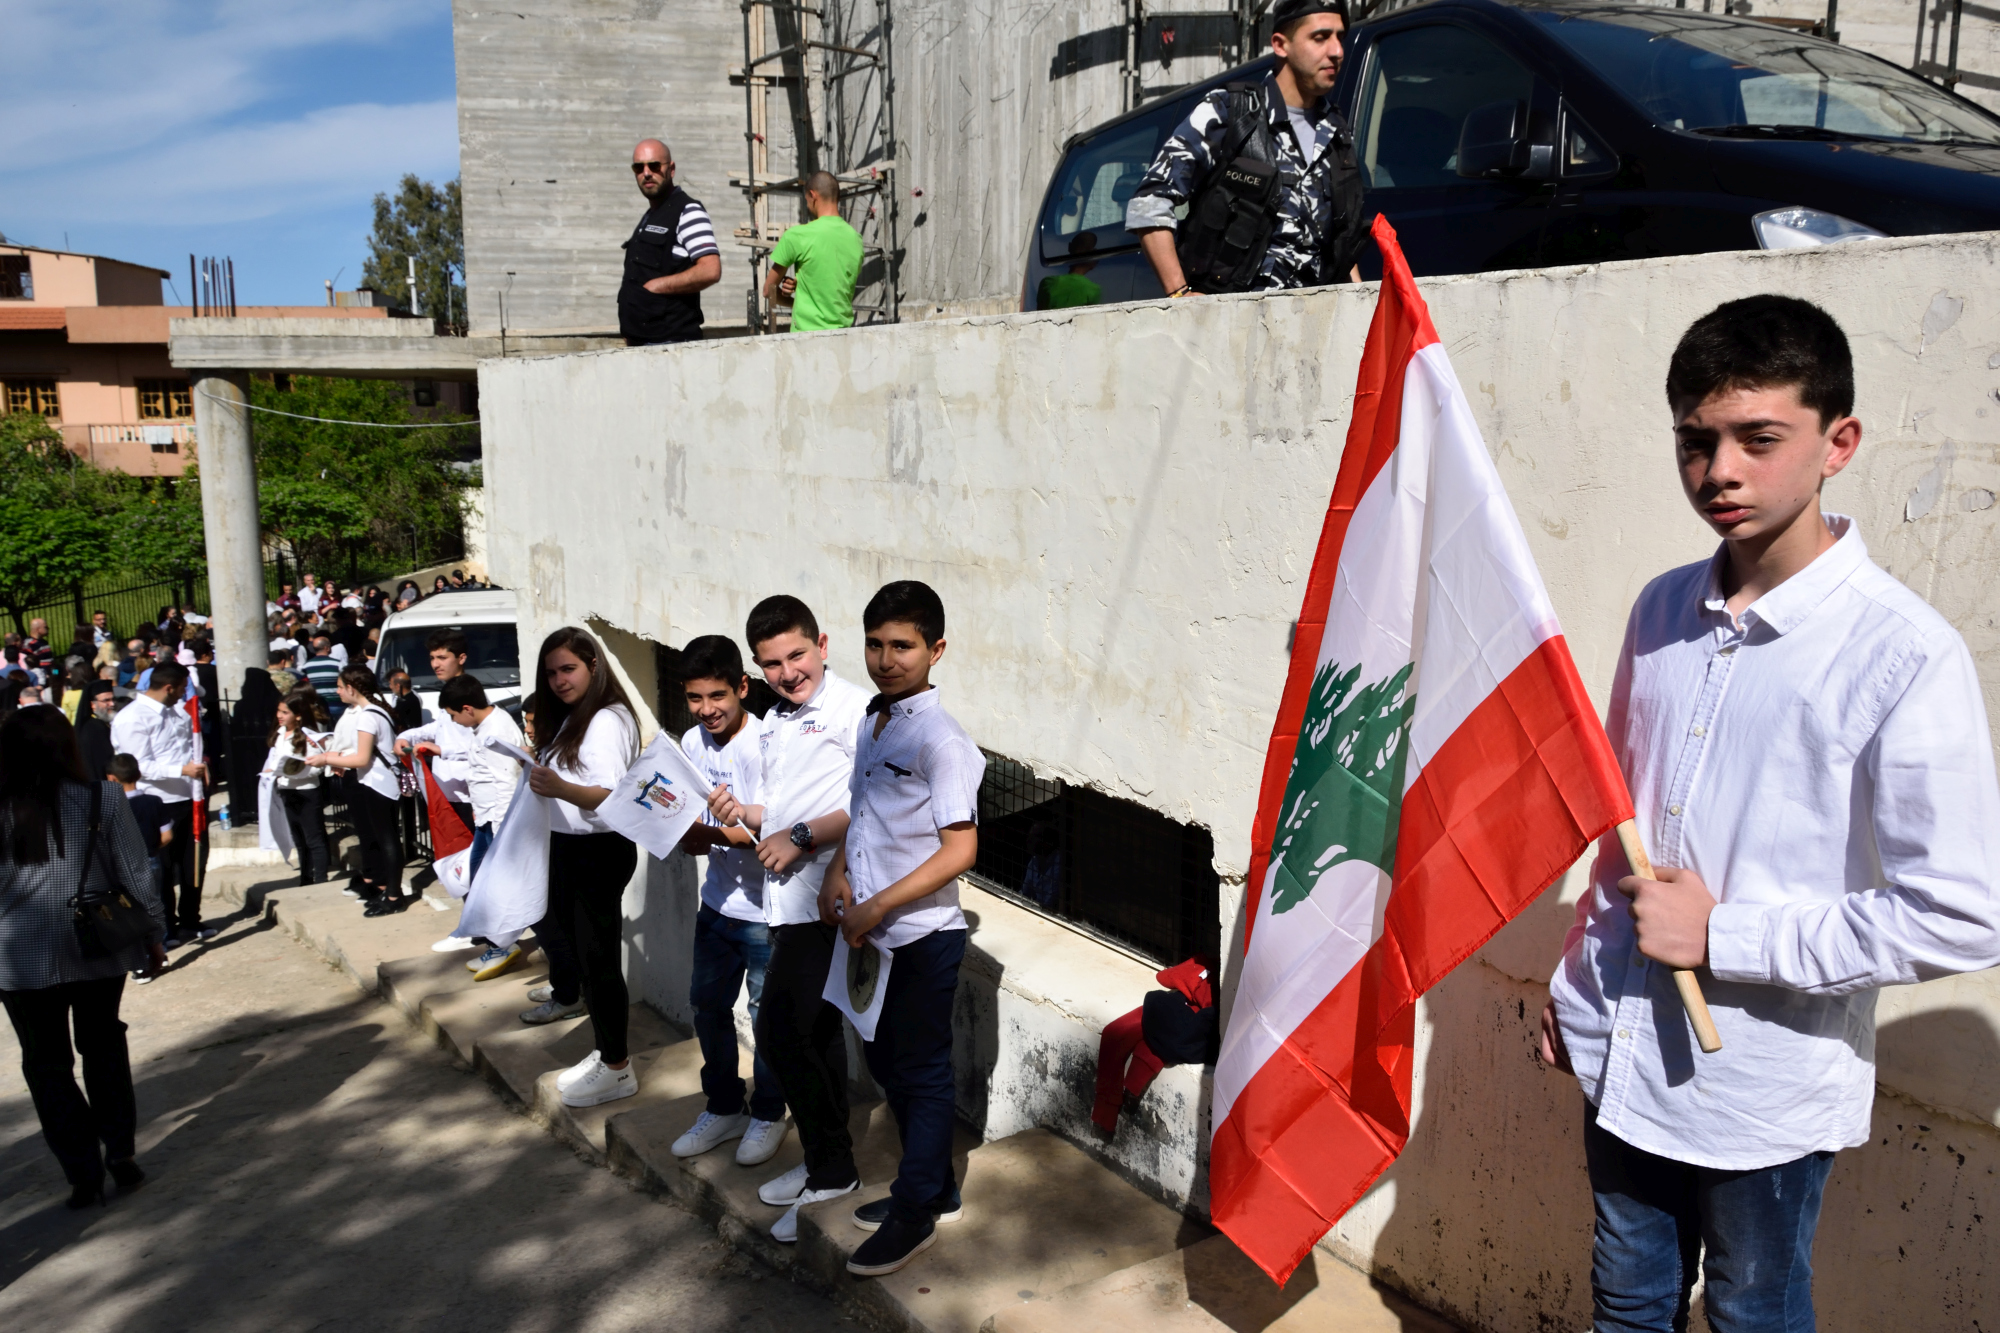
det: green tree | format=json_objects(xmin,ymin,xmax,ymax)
[
  {"xmin": 362, "ymin": 175, "xmax": 465, "ymax": 333},
  {"xmin": 0, "ymin": 413, "xmax": 121, "ymax": 632}
]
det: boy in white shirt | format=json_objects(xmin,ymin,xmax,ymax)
[
  {"xmin": 1543, "ymin": 296, "xmax": 2000, "ymax": 1331},
  {"xmin": 668, "ymin": 636, "xmax": 789, "ymax": 1167},
  {"xmin": 709, "ymin": 596, "xmax": 870, "ymax": 1244}
]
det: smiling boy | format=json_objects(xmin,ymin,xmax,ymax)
[
  {"xmin": 1542, "ymin": 296, "xmax": 2000, "ymax": 1331},
  {"xmin": 668, "ymin": 634, "xmax": 790, "ymax": 1169},
  {"xmin": 708, "ymin": 596, "xmax": 871, "ymax": 1243},
  {"xmin": 820, "ymin": 580, "xmax": 983, "ymax": 1277}
]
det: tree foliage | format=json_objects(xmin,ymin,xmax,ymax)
[
  {"xmin": 361, "ymin": 175, "xmax": 465, "ymax": 333},
  {"xmin": 249, "ymin": 376, "xmax": 474, "ymax": 582},
  {"xmin": 0, "ymin": 413, "xmax": 127, "ymax": 630}
]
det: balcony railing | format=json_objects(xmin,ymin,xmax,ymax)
[{"xmin": 86, "ymin": 422, "xmax": 195, "ymax": 455}]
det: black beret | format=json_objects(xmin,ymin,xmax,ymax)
[{"xmin": 1269, "ymin": 0, "xmax": 1350, "ymax": 30}]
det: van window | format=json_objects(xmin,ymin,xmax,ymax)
[
  {"xmin": 1354, "ymin": 25, "xmax": 1540, "ymax": 189},
  {"xmin": 1041, "ymin": 119, "xmax": 1165, "ymax": 258},
  {"xmin": 376, "ymin": 623, "xmax": 520, "ymax": 690}
]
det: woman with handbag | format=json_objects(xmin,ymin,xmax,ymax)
[
  {"xmin": 262, "ymin": 689, "xmax": 333, "ymax": 885},
  {"xmin": 0, "ymin": 705, "xmax": 166, "ymax": 1209},
  {"xmin": 306, "ymin": 667, "xmax": 408, "ymax": 916}
]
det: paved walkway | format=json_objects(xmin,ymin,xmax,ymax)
[{"xmin": 0, "ymin": 895, "xmax": 857, "ymax": 1333}]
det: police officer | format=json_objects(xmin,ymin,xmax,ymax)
[
  {"xmin": 1126, "ymin": 0, "xmax": 1366, "ymax": 297},
  {"xmin": 618, "ymin": 139, "xmax": 722, "ymax": 346}
]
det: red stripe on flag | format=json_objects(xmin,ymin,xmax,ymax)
[
  {"xmin": 1212, "ymin": 638, "xmax": 1629, "ymax": 1282},
  {"xmin": 416, "ymin": 754, "xmax": 475, "ymax": 857}
]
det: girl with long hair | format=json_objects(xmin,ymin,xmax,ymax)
[
  {"xmin": 0, "ymin": 706, "xmax": 165, "ymax": 1208},
  {"xmin": 263, "ymin": 689, "xmax": 333, "ymax": 884},
  {"xmin": 522, "ymin": 627, "xmax": 642, "ymax": 1109},
  {"xmin": 306, "ymin": 666, "xmax": 407, "ymax": 914}
]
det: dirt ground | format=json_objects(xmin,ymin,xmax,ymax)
[{"xmin": 0, "ymin": 899, "xmax": 857, "ymax": 1333}]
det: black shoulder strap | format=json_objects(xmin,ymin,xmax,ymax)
[
  {"xmin": 1218, "ymin": 82, "xmax": 1269, "ymax": 165},
  {"xmin": 71, "ymin": 782, "xmax": 106, "ymax": 909}
]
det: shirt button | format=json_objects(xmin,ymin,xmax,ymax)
[
  {"xmin": 1616, "ymin": 1029, "xmax": 1631, "ymax": 1040},
  {"xmin": 1668, "ymin": 804, "xmax": 1683, "ymax": 816},
  {"xmin": 1692, "ymin": 725, "xmax": 1706, "ymax": 737},
  {"xmin": 1718, "ymin": 645, "xmax": 1736, "ymax": 657}
]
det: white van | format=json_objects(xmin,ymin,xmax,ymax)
[{"xmin": 371, "ymin": 587, "xmax": 523, "ymax": 724}]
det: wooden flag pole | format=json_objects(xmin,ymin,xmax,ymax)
[{"xmin": 1615, "ymin": 819, "xmax": 1722, "ymax": 1054}]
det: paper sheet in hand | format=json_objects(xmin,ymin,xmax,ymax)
[
  {"xmin": 256, "ymin": 772, "xmax": 295, "ymax": 865},
  {"xmin": 823, "ymin": 933, "xmax": 893, "ymax": 1042},
  {"xmin": 454, "ymin": 770, "xmax": 549, "ymax": 941},
  {"xmin": 482, "ymin": 736, "xmax": 536, "ymax": 767},
  {"xmin": 597, "ymin": 731, "xmax": 714, "ymax": 860}
]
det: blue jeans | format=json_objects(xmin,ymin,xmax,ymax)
[
  {"xmin": 863, "ymin": 927, "xmax": 966, "ymax": 1224},
  {"xmin": 691, "ymin": 905, "xmax": 784, "ymax": 1122},
  {"xmin": 1586, "ymin": 1104, "xmax": 1833, "ymax": 1333},
  {"xmin": 468, "ymin": 822, "xmax": 495, "ymax": 882}
]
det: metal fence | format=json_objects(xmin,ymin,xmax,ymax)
[{"xmin": 16, "ymin": 572, "xmax": 212, "ymax": 641}]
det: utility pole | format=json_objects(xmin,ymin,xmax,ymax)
[{"xmin": 407, "ymin": 255, "xmax": 421, "ymax": 317}]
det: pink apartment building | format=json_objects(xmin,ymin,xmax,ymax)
[{"xmin": 0, "ymin": 243, "xmax": 390, "ymax": 476}]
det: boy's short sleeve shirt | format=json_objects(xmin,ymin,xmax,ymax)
[
  {"xmin": 844, "ymin": 688, "xmax": 985, "ymax": 948},
  {"xmin": 1551, "ymin": 516, "xmax": 2000, "ymax": 1170},
  {"xmin": 769, "ymin": 215, "xmax": 863, "ymax": 332},
  {"xmin": 758, "ymin": 669, "xmax": 870, "ymax": 925},
  {"xmin": 681, "ymin": 720, "xmax": 766, "ymax": 922}
]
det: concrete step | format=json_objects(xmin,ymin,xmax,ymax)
[{"xmin": 981, "ymin": 1232, "xmax": 1459, "ymax": 1333}]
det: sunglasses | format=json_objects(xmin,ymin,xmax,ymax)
[{"xmin": 632, "ymin": 160, "xmax": 670, "ymax": 175}]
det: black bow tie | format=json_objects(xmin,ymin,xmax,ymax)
[{"xmin": 866, "ymin": 695, "xmax": 891, "ymax": 716}]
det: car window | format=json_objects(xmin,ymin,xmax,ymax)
[
  {"xmin": 375, "ymin": 622, "xmax": 520, "ymax": 691},
  {"xmin": 1042, "ymin": 119, "xmax": 1166, "ymax": 257},
  {"xmin": 1529, "ymin": 8, "xmax": 2000, "ymax": 144},
  {"xmin": 1353, "ymin": 25, "xmax": 1540, "ymax": 189}
]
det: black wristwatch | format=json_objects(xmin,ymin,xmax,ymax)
[{"xmin": 789, "ymin": 822, "xmax": 816, "ymax": 853}]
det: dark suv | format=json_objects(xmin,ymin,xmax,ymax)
[{"xmin": 1023, "ymin": 0, "xmax": 2000, "ymax": 307}]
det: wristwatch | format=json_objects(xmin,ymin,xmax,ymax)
[{"xmin": 790, "ymin": 822, "xmax": 816, "ymax": 853}]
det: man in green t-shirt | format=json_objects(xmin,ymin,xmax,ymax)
[{"xmin": 765, "ymin": 171, "xmax": 863, "ymax": 332}]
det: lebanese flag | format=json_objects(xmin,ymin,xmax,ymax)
[
  {"xmin": 413, "ymin": 753, "xmax": 475, "ymax": 858},
  {"xmin": 1209, "ymin": 217, "xmax": 1630, "ymax": 1284},
  {"xmin": 185, "ymin": 694, "xmax": 206, "ymax": 838}
]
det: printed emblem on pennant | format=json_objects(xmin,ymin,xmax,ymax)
[{"xmin": 633, "ymin": 772, "xmax": 683, "ymax": 814}]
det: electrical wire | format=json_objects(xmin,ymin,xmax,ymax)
[{"xmin": 194, "ymin": 387, "xmax": 478, "ymax": 429}]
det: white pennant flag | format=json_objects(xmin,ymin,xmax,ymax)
[{"xmin": 598, "ymin": 731, "xmax": 714, "ymax": 860}]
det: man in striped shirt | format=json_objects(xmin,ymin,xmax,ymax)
[
  {"xmin": 301, "ymin": 635, "xmax": 344, "ymax": 720},
  {"xmin": 618, "ymin": 138, "xmax": 721, "ymax": 346}
]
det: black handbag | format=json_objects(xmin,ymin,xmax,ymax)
[{"xmin": 71, "ymin": 783, "xmax": 156, "ymax": 959}]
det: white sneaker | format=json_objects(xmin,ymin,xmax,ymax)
[
  {"xmin": 735, "ymin": 1117, "xmax": 789, "ymax": 1166},
  {"xmin": 770, "ymin": 1180, "xmax": 861, "ymax": 1244},
  {"xmin": 559, "ymin": 1057, "xmax": 637, "ymax": 1108},
  {"xmin": 758, "ymin": 1162, "xmax": 811, "ymax": 1207},
  {"xmin": 526, "ymin": 984, "xmax": 555, "ymax": 1003},
  {"xmin": 672, "ymin": 1111, "xmax": 751, "ymax": 1158},
  {"xmin": 520, "ymin": 997, "xmax": 587, "ymax": 1025},
  {"xmin": 555, "ymin": 1051, "xmax": 603, "ymax": 1092},
  {"xmin": 431, "ymin": 935, "xmax": 476, "ymax": 953}
]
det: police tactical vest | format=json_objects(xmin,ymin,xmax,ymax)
[{"xmin": 618, "ymin": 188, "xmax": 705, "ymax": 343}]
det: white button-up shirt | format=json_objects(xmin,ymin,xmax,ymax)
[
  {"xmin": 409, "ymin": 708, "xmax": 525, "ymax": 829},
  {"xmin": 758, "ymin": 669, "xmax": 870, "ymax": 926},
  {"xmin": 109, "ymin": 694, "xmax": 196, "ymax": 804},
  {"xmin": 845, "ymin": 687, "xmax": 984, "ymax": 948},
  {"xmin": 1552, "ymin": 517, "xmax": 2000, "ymax": 1169}
]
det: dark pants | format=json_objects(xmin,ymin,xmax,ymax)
[
  {"xmin": 157, "ymin": 799, "xmax": 199, "ymax": 935},
  {"xmin": 2, "ymin": 977, "xmax": 137, "ymax": 1188},
  {"xmin": 756, "ymin": 921, "xmax": 854, "ymax": 1188},
  {"xmin": 864, "ymin": 928, "xmax": 966, "ymax": 1222},
  {"xmin": 469, "ymin": 821, "xmax": 495, "ymax": 881},
  {"xmin": 691, "ymin": 905, "xmax": 783, "ymax": 1121},
  {"xmin": 350, "ymin": 785, "xmax": 402, "ymax": 891},
  {"xmin": 548, "ymin": 832, "xmax": 638, "ymax": 1063},
  {"xmin": 279, "ymin": 785, "xmax": 330, "ymax": 883},
  {"xmin": 1586, "ymin": 1104, "xmax": 1834, "ymax": 1333}
]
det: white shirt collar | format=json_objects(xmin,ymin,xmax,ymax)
[{"xmin": 1699, "ymin": 513, "xmax": 1867, "ymax": 637}]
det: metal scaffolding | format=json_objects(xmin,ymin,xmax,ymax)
[{"xmin": 733, "ymin": 0, "xmax": 899, "ymax": 331}]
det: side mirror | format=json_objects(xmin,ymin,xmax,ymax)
[{"xmin": 1456, "ymin": 100, "xmax": 1553, "ymax": 180}]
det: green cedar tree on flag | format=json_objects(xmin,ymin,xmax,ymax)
[{"xmin": 1210, "ymin": 217, "xmax": 1632, "ymax": 1283}]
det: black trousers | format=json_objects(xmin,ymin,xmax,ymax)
[
  {"xmin": 755, "ymin": 921, "xmax": 855, "ymax": 1188},
  {"xmin": 2, "ymin": 977, "xmax": 137, "ymax": 1187},
  {"xmin": 548, "ymin": 832, "xmax": 638, "ymax": 1063},
  {"xmin": 279, "ymin": 785, "xmax": 330, "ymax": 883},
  {"xmin": 350, "ymin": 784, "xmax": 402, "ymax": 891},
  {"xmin": 158, "ymin": 800, "xmax": 199, "ymax": 934}
]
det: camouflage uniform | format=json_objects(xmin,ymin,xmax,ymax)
[{"xmin": 1125, "ymin": 72, "xmax": 1366, "ymax": 290}]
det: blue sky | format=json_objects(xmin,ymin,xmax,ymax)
[{"xmin": 0, "ymin": 0, "xmax": 460, "ymax": 306}]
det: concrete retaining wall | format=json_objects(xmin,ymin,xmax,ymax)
[{"xmin": 479, "ymin": 232, "xmax": 2000, "ymax": 1330}]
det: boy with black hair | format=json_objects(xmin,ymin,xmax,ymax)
[
  {"xmin": 820, "ymin": 580, "xmax": 982, "ymax": 1276},
  {"xmin": 669, "ymin": 634, "xmax": 789, "ymax": 1167},
  {"xmin": 1542, "ymin": 295, "xmax": 2000, "ymax": 1331},
  {"xmin": 708, "ymin": 595, "xmax": 871, "ymax": 1244}
]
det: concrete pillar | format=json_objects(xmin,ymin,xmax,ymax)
[{"xmin": 191, "ymin": 371, "xmax": 265, "ymax": 698}]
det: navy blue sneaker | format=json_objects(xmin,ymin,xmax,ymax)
[
  {"xmin": 851, "ymin": 1186, "xmax": 963, "ymax": 1232},
  {"xmin": 846, "ymin": 1214, "xmax": 935, "ymax": 1276}
]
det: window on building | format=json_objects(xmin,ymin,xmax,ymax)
[
  {"xmin": 970, "ymin": 750, "xmax": 1221, "ymax": 966},
  {"xmin": 4, "ymin": 378, "xmax": 60, "ymax": 418},
  {"xmin": 0, "ymin": 255, "xmax": 30, "ymax": 300},
  {"xmin": 137, "ymin": 379, "xmax": 194, "ymax": 420}
]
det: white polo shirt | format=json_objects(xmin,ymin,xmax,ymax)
[
  {"xmin": 844, "ymin": 687, "xmax": 984, "ymax": 947},
  {"xmin": 757, "ymin": 668, "xmax": 870, "ymax": 926},
  {"xmin": 681, "ymin": 719, "xmax": 766, "ymax": 922}
]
